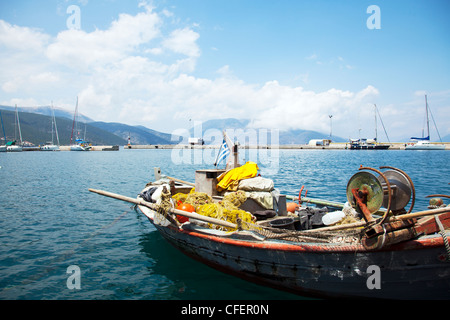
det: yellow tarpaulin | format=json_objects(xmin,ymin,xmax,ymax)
[{"xmin": 216, "ymin": 161, "xmax": 259, "ymax": 191}]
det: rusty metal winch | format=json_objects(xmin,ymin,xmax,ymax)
[{"xmin": 346, "ymin": 165, "xmax": 415, "ymax": 224}]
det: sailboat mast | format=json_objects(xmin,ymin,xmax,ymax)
[
  {"xmin": 374, "ymin": 104, "xmax": 378, "ymax": 142},
  {"xmin": 0, "ymin": 110, "xmax": 7, "ymax": 144},
  {"xmin": 52, "ymin": 103, "xmax": 60, "ymax": 146},
  {"xmin": 425, "ymin": 94, "xmax": 430, "ymax": 140},
  {"xmin": 15, "ymin": 105, "xmax": 23, "ymax": 145},
  {"xmin": 70, "ymin": 97, "xmax": 78, "ymax": 144}
]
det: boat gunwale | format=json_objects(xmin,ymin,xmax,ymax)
[{"xmin": 137, "ymin": 204, "xmax": 448, "ymax": 254}]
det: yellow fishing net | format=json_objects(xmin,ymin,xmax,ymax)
[
  {"xmin": 196, "ymin": 191, "xmax": 254, "ymax": 231},
  {"xmin": 172, "ymin": 188, "xmax": 213, "ymax": 209},
  {"xmin": 172, "ymin": 190, "xmax": 254, "ymax": 231}
]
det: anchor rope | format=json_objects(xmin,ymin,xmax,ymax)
[{"xmin": 435, "ymin": 215, "xmax": 450, "ymax": 261}]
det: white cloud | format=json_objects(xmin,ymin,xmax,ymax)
[
  {"xmin": 46, "ymin": 8, "xmax": 162, "ymax": 71},
  {"xmin": 163, "ymin": 27, "xmax": 200, "ymax": 57},
  {"xmin": 1, "ymin": 4, "xmax": 423, "ymax": 141},
  {"xmin": 0, "ymin": 20, "xmax": 50, "ymax": 52}
]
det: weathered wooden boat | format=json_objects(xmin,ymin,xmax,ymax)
[{"xmin": 89, "ymin": 158, "xmax": 450, "ymax": 299}]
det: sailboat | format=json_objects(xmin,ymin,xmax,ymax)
[
  {"xmin": 405, "ymin": 95, "xmax": 445, "ymax": 150},
  {"xmin": 0, "ymin": 110, "xmax": 7, "ymax": 152},
  {"xmin": 350, "ymin": 104, "xmax": 390, "ymax": 150},
  {"xmin": 6, "ymin": 105, "xmax": 23, "ymax": 152},
  {"xmin": 41, "ymin": 104, "xmax": 60, "ymax": 151},
  {"xmin": 70, "ymin": 97, "xmax": 91, "ymax": 151}
]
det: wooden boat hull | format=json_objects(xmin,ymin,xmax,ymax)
[{"xmin": 138, "ymin": 205, "xmax": 450, "ymax": 300}]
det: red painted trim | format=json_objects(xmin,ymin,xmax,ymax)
[
  {"xmin": 175, "ymin": 226, "xmax": 446, "ymax": 253},
  {"xmin": 140, "ymin": 206, "xmax": 445, "ymax": 253}
]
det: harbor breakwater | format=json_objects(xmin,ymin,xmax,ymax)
[
  {"xmin": 123, "ymin": 142, "xmax": 449, "ymax": 150},
  {"xmin": 15, "ymin": 142, "xmax": 449, "ymax": 151}
]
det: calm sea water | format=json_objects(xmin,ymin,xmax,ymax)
[{"xmin": 0, "ymin": 148, "xmax": 448, "ymax": 300}]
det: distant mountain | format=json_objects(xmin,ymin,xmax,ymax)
[
  {"xmin": 191, "ymin": 118, "xmax": 346, "ymax": 144},
  {"xmin": 0, "ymin": 105, "xmax": 93, "ymax": 124},
  {"xmin": 0, "ymin": 106, "xmax": 179, "ymax": 146},
  {"xmin": 90, "ymin": 122, "xmax": 179, "ymax": 145},
  {"xmin": 0, "ymin": 109, "xmax": 125, "ymax": 146},
  {"xmin": 0, "ymin": 106, "xmax": 349, "ymax": 147}
]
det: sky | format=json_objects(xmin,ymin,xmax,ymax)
[{"xmin": 0, "ymin": 0, "xmax": 449, "ymax": 142}]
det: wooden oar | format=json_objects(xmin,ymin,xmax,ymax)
[{"xmin": 88, "ymin": 188, "xmax": 237, "ymax": 230}]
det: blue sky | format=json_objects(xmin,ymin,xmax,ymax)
[{"xmin": 0, "ymin": 0, "xmax": 449, "ymax": 141}]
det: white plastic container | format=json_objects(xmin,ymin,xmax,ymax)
[{"xmin": 322, "ymin": 211, "xmax": 345, "ymax": 226}]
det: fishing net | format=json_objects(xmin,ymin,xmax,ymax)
[
  {"xmin": 242, "ymin": 220, "xmax": 364, "ymax": 244},
  {"xmin": 171, "ymin": 189, "xmax": 364, "ymax": 243},
  {"xmin": 195, "ymin": 191, "xmax": 254, "ymax": 231}
]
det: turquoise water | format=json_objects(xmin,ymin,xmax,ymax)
[{"xmin": 0, "ymin": 148, "xmax": 448, "ymax": 300}]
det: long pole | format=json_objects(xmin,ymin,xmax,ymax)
[
  {"xmin": 425, "ymin": 94, "xmax": 430, "ymax": 140},
  {"xmin": 88, "ymin": 188, "xmax": 238, "ymax": 230},
  {"xmin": 0, "ymin": 110, "xmax": 7, "ymax": 144},
  {"xmin": 52, "ymin": 104, "xmax": 60, "ymax": 146},
  {"xmin": 15, "ymin": 105, "xmax": 23, "ymax": 145}
]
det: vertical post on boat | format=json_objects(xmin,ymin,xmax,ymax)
[
  {"xmin": 154, "ymin": 167, "xmax": 161, "ymax": 180},
  {"xmin": 230, "ymin": 143, "xmax": 240, "ymax": 169}
]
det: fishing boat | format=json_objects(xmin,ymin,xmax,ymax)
[
  {"xmin": 41, "ymin": 104, "xmax": 60, "ymax": 151},
  {"xmin": 406, "ymin": 95, "xmax": 445, "ymax": 150},
  {"xmin": 90, "ymin": 141, "xmax": 450, "ymax": 300}
]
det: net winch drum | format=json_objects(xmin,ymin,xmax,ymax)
[{"xmin": 346, "ymin": 166, "xmax": 415, "ymax": 222}]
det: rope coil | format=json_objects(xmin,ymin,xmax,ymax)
[{"xmin": 435, "ymin": 215, "xmax": 450, "ymax": 261}]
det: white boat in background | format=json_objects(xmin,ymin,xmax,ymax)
[
  {"xmin": 41, "ymin": 104, "xmax": 60, "ymax": 151},
  {"xmin": 6, "ymin": 105, "xmax": 23, "ymax": 152},
  {"xmin": 406, "ymin": 95, "xmax": 446, "ymax": 150},
  {"xmin": 70, "ymin": 142, "xmax": 91, "ymax": 151},
  {"xmin": 6, "ymin": 145, "xmax": 23, "ymax": 152},
  {"xmin": 69, "ymin": 97, "xmax": 91, "ymax": 151},
  {"xmin": 350, "ymin": 104, "xmax": 391, "ymax": 150},
  {"xmin": 405, "ymin": 140, "xmax": 445, "ymax": 150}
]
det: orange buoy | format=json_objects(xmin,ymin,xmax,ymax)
[
  {"xmin": 286, "ymin": 202, "xmax": 299, "ymax": 213},
  {"xmin": 176, "ymin": 202, "xmax": 195, "ymax": 223}
]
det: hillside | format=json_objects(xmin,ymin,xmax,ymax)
[
  {"xmin": 0, "ymin": 106, "xmax": 349, "ymax": 147},
  {"xmin": 0, "ymin": 109, "xmax": 126, "ymax": 146},
  {"xmin": 0, "ymin": 105, "xmax": 93, "ymax": 124},
  {"xmin": 191, "ymin": 118, "xmax": 346, "ymax": 144},
  {"xmin": 90, "ymin": 122, "xmax": 178, "ymax": 145}
]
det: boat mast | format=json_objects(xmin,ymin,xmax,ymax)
[
  {"xmin": 425, "ymin": 94, "xmax": 430, "ymax": 140},
  {"xmin": 51, "ymin": 103, "xmax": 60, "ymax": 146},
  {"xmin": 0, "ymin": 110, "xmax": 7, "ymax": 144},
  {"xmin": 15, "ymin": 105, "xmax": 23, "ymax": 145},
  {"xmin": 374, "ymin": 105, "xmax": 377, "ymax": 142},
  {"xmin": 70, "ymin": 97, "xmax": 78, "ymax": 144},
  {"xmin": 374, "ymin": 104, "xmax": 390, "ymax": 143}
]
